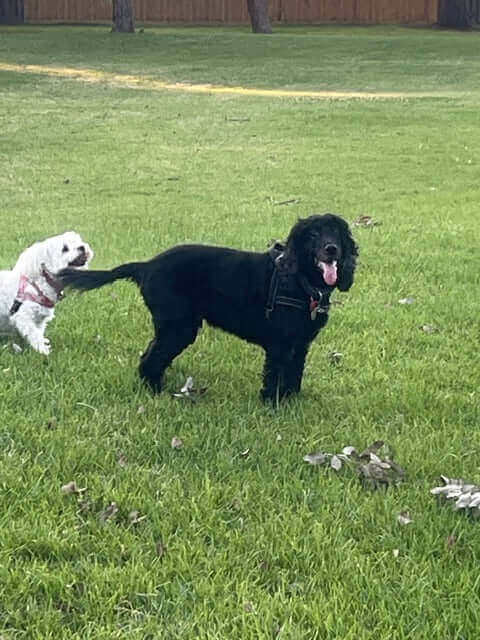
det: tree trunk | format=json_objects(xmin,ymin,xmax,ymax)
[
  {"xmin": 112, "ymin": 0, "xmax": 135, "ymax": 33},
  {"xmin": 247, "ymin": 0, "xmax": 272, "ymax": 34},
  {"xmin": 438, "ymin": 0, "xmax": 473, "ymax": 28},
  {"xmin": 0, "ymin": 0, "xmax": 24, "ymax": 24}
]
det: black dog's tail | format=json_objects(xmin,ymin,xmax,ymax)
[{"xmin": 58, "ymin": 262, "xmax": 145, "ymax": 293}]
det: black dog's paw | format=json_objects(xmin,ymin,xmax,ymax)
[
  {"xmin": 138, "ymin": 367, "xmax": 163, "ymax": 394},
  {"xmin": 260, "ymin": 388, "xmax": 294, "ymax": 405}
]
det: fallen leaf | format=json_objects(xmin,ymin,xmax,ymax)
[
  {"xmin": 328, "ymin": 351, "xmax": 343, "ymax": 364},
  {"xmin": 171, "ymin": 436, "xmax": 183, "ymax": 449},
  {"xmin": 330, "ymin": 455, "xmax": 343, "ymax": 471},
  {"xmin": 358, "ymin": 440, "xmax": 385, "ymax": 459},
  {"xmin": 398, "ymin": 297, "xmax": 415, "ymax": 305},
  {"xmin": 303, "ymin": 452, "xmax": 329, "ymax": 466},
  {"xmin": 181, "ymin": 376, "xmax": 194, "ymax": 394},
  {"xmin": 303, "ymin": 440, "xmax": 404, "ymax": 490},
  {"xmin": 99, "ymin": 502, "xmax": 118, "ymax": 523},
  {"xmin": 397, "ymin": 511, "xmax": 413, "ymax": 525},
  {"xmin": 352, "ymin": 215, "xmax": 381, "ymax": 227},
  {"xmin": 129, "ymin": 510, "xmax": 147, "ymax": 525},
  {"xmin": 446, "ymin": 534, "xmax": 457, "ymax": 548},
  {"xmin": 240, "ymin": 448, "xmax": 250, "ymax": 458},
  {"xmin": 137, "ymin": 405, "xmax": 146, "ymax": 414},
  {"xmin": 156, "ymin": 541, "xmax": 167, "ymax": 558},
  {"xmin": 118, "ymin": 452, "xmax": 128, "ymax": 467},
  {"xmin": 172, "ymin": 376, "xmax": 207, "ymax": 401},
  {"xmin": 431, "ymin": 476, "xmax": 480, "ymax": 517},
  {"xmin": 46, "ymin": 417, "xmax": 57, "ymax": 430},
  {"xmin": 61, "ymin": 481, "xmax": 87, "ymax": 495},
  {"xmin": 393, "ymin": 549, "xmax": 400, "ymax": 558},
  {"xmin": 420, "ymin": 324, "xmax": 437, "ymax": 334}
]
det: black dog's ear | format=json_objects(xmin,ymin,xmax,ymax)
[
  {"xmin": 336, "ymin": 217, "xmax": 358, "ymax": 291},
  {"xmin": 275, "ymin": 217, "xmax": 309, "ymax": 274}
]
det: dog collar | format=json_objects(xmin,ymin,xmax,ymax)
[
  {"xmin": 265, "ymin": 246, "xmax": 330, "ymax": 320},
  {"xmin": 41, "ymin": 265, "xmax": 65, "ymax": 299},
  {"xmin": 9, "ymin": 273, "xmax": 59, "ymax": 315}
]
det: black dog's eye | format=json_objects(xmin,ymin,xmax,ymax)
[{"xmin": 62, "ymin": 244, "xmax": 69, "ymax": 253}]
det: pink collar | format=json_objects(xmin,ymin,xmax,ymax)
[
  {"xmin": 17, "ymin": 274, "xmax": 56, "ymax": 308},
  {"xmin": 10, "ymin": 268, "xmax": 64, "ymax": 315}
]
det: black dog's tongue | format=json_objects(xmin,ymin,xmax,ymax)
[{"xmin": 319, "ymin": 261, "xmax": 337, "ymax": 286}]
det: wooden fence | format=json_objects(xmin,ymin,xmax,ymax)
[{"xmin": 25, "ymin": 0, "xmax": 439, "ymax": 25}]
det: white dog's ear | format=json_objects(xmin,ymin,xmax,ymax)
[{"xmin": 13, "ymin": 241, "xmax": 45, "ymax": 278}]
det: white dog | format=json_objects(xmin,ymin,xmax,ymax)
[{"xmin": 0, "ymin": 231, "xmax": 93, "ymax": 355}]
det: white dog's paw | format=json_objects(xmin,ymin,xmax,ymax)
[
  {"xmin": 30, "ymin": 336, "xmax": 51, "ymax": 355},
  {"xmin": 37, "ymin": 342, "xmax": 51, "ymax": 356}
]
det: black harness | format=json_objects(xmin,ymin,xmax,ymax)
[{"xmin": 265, "ymin": 244, "xmax": 331, "ymax": 321}]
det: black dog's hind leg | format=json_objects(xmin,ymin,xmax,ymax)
[{"xmin": 139, "ymin": 323, "xmax": 198, "ymax": 393}]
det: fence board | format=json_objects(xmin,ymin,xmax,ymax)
[{"xmin": 25, "ymin": 0, "xmax": 438, "ymax": 25}]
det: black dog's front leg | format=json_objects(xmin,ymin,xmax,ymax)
[
  {"xmin": 282, "ymin": 343, "xmax": 310, "ymax": 396},
  {"xmin": 261, "ymin": 344, "xmax": 293, "ymax": 404},
  {"xmin": 261, "ymin": 343, "xmax": 311, "ymax": 404}
]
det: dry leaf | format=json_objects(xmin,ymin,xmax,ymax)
[
  {"xmin": 171, "ymin": 436, "xmax": 183, "ymax": 449},
  {"xmin": 431, "ymin": 476, "xmax": 480, "ymax": 516},
  {"xmin": 137, "ymin": 405, "xmax": 146, "ymax": 414},
  {"xmin": 446, "ymin": 534, "xmax": 457, "ymax": 548},
  {"xmin": 172, "ymin": 376, "xmax": 207, "ymax": 401},
  {"xmin": 342, "ymin": 446, "xmax": 357, "ymax": 456},
  {"xmin": 129, "ymin": 510, "xmax": 147, "ymax": 525},
  {"xmin": 303, "ymin": 452, "xmax": 329, "ymax": 466},
  {"xmin": 61, "ymin": 481, "xmax": 87, "ymax": 495},
  {"xmin": 397, "ymin": 511, "xmax": 413, "ymax": 525},
  {"xmin": 330, "ymin": 455, "xmax": 343, "ymax": 471},
  {"xmin": 118, "ymin": 452, "xmax": 128, "ymax": 467},
  {"xmin": 420, "ymin": 324, "xmax": 437, "ymax": 334},
  {"xmin": 398, "ymin": 297, "xmax": 415, "ymax": 305},
  {"xmin": 99, "ymin": 502, "xmax": 118, "ymax": 523},
  {"xmin": 358, "ymin": 440, "xmax": 385, "ymax": 459},
  {"xmin": 240, "ymin": 448, "xmax": 250, "ymax": 458},
  {"xmin": 328, "ymin": 351, "xmax": 343, "ymax": 364},
  {"xmin": 393, "ymin": 549, "xmax": 400, "ymax": 558},
  {"xmin": 352, "ymin": 215, "xmax": 381, "ymax": 227},
  {"xmin": 156, "ymin": 541, "xmax": 167, "ymax": 558},
  {"xmin": 303, "ymin": 440, "xmax": 404, "ymax": 489}
]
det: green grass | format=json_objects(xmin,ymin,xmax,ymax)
[{"xmin": 1, "ymin": 25, "xmax": 480, "ymax": 639}]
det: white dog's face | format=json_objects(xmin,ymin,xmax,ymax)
[{"xmin": 13, "ymin": 231, "xmax": 93, "ymax": 277}]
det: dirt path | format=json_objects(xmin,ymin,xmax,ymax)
[{"xmin": 0, "ymin": 61, "xmax": 460, "ymax": 100}]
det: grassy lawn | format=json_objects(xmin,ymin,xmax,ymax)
[{"xmin": 1, "ymin": 24, "xmax": 480, "ymax": 639}]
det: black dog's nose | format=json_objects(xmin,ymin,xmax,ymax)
[{"xmin": 324, "ymin": 243, "xmax": 338, "ymax": 258}]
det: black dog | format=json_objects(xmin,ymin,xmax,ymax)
[{"xmin": 58, "ymin": 214, "xmax": 357, "ymax": 402}]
